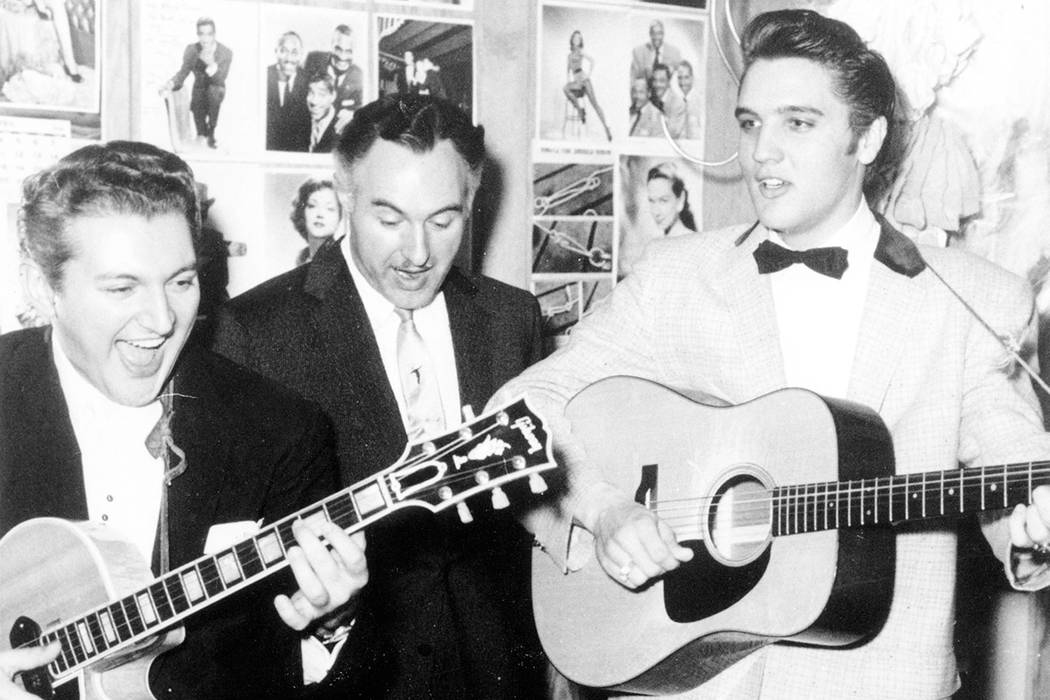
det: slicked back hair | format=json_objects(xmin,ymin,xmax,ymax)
[{"xmin": 20, "ymin": 141, "xmax": 201, "ymax": 289}]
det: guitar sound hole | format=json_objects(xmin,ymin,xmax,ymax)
[{"xmin": 707, "ymin": 473, "xmax": 772, "ymax": 565}]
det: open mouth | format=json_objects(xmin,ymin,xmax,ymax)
[{"xmin": 117, "ymin": 338, "xmax": 166, "ymax": 369}]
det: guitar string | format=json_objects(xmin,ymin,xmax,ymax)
[
  {"xmin": 639, "ymin": 463, "xmax": 1050, "ymax": 527},
  {"xmin": 25, "ymin": 415, "xmax": 539, "ymax": 669}
]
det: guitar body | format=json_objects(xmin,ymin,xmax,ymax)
[
  {"xmin": 0, "ymin": 518, "xmax": 183, "ymax": 700},
  {"xmin": 533, "ymin": 377, "xmax": 896, "ymax": 694}
]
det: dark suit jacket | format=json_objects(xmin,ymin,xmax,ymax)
[
  {"xmin": 0, "ymin": 327, "xmax": 341, "ymax": 699},
  {"xmin": 267, "ymin": 64, "xmax": 311, "ymax": 152},
  {"xmin": 170, "ymin": 41, "xmax": 233, "ymax": 92},
  {"xmin": 212, "ymin": 240, "xmax": 547, "ymax": 699},
  {"xmin": 309, "ymin": 115, "xmax": 339, "ymax": 154}
]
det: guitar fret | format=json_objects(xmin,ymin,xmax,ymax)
[
  {"xmin": 198, "ymin": 558, "xmax": 225, "ymax": 597},
  {"xmin": 256, "ymin": 529, "xmax": 285, "ymax": 566},
  {"xmin": 326, "ymin": 492, "xmax": 359, "ymax": 530},
  {"xmin": 148, "ymin": 582, "xmax": 174, "ymax": 621},
  {"xmin": 85, "ymin": 613, "xmax": 108, "ymax": 654},
  {"xmin": 873, "ymin": 477, "xmax": 879, "ymax": 524},
  {"xmin": 45, "ymin": 631, "xmax": 69, "ymax": 673},
  {"xmin": 165, "ymin": 574, "xmax": 191, "ymax": 614},
  {"xmin": 75, "ymin": 620, "xmax": 95, "ymax": 655},
  {"xmin": 792, "ymin": 484, "xmax": 800, "ymax": 534},
  {"xmin": 122, "ymin": 595, "xmax": 146, "ymax": 635},
  {"xmin": 181, "ymin": 568, "xmax": 206, "ymax": 603},
  {"xmin": 109, "ymin": 601, "xmax": 130, "ymax": 640},
  {"xmin": 136, "ymin": 591, "xmax": 159, "ymax": 626},
  {"xmin": 277, "ymin": 519, "xmax": 298, "ymax": 551},
  {"xmin": 60, "ymin": 624, "xmax": 85, "ymax": 665},
  {"xmin": 216, "ymin": 549, "xmax": 244, "ymax": 586},
  {"xmin": 351, "ymin": 478, "xmax": 388, "ymax": 518},
  {"xmin": 99, "ymin": 609, "xmax": 118, "ymax": 645},
  {"xmin": 235, "ymin": 540, "xmax": 265, "ymax": 579}
]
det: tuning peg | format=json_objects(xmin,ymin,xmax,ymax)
[
  {"xmin": 529, "ymin": 473, "xmax": 548, "ymax": 494},
  {"xmin": 457, "ymin": 502, "xmax": 474, "ymax": 523},
  {"xmin": 491, "ymin": 487, "xmax": 510, "ymax": 510},
  {"xmin": 461, "ymin": 404, "xmax": 475, "ymax": 421}
]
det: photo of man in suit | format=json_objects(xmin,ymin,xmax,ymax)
[
  {"xmin": 303, "ymin": 24, "xmax": 363, "ymax": 137},
  {"xmin": 647, "ymin": 62, "xmax": 685, "ymax": 139},
  {"xmin": 0, "ymin": 141, "xmax": 367, "ymax": 698},
  {"xmin": 266, "ymin": 31, "xmax": 311, "ymax": 152},
  {"xmin": 213, "ymin": 95, "xmax": 547, "ymax": 698},
  {"xmin": 627, "ymin": 75, "xmax": 661, "ymax": 137},
  {"xmin": 496, "ymin": 9, "xmax": 1050, "ymax": 699},
  {"xmin": 162, "ymin": 17, "xmax": 233, "ymax": 149},
  {"xmin": 305, "ymin": 73, "xmax": 339, "ymax": 154},
  {"xmin": 630, "ymin": 19, "xmax": 681, "ymax": 83}
]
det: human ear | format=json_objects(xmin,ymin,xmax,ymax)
[
  {"xmin": 21, "ymin": 260, "xmax": 58, "ymax": 323},
  {"xmin": 856, "ymin": 116, "xmax": 887, "ymax": 166}
]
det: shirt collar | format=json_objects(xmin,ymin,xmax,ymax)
[
  {"xmin": 339, "ymin": 234, "xmax": 446, "ymax": 327},
  {"xmin": 52, "ymin": 330, "xmax": 161, "ymax": 434}
]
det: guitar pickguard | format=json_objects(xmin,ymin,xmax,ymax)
[{"xmin": 665, "ymin": 543, "xmax": 770, "ymax": 623}]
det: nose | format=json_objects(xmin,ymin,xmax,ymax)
[
  {"xmin": 138, "ymin": 287, "xmax": 176, "ymax": 337},
  {"xmin": 749, "ymin": 125, "xmax": 782, "ymax": 164},
  {"xmin": 401, "ymin": 223, "xmax": 430, "ymax": 267}
]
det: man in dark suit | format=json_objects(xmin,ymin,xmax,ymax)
[
  {"xmin": 303, "ymin": 24, "xmax": 364, "ymax": 137},
  {"xmin": 0, "ymin": 141, "xmax": 367, "ymax": 698},
  {"xmin": 267, "ymin": 31, "xmax": 311, "ymax": 152},
  {"xmin": 306, "ymin": 73, "xmax": 339, "ymax": 154},
  {"xmin": 213, "ymin": 95, "xmax": 547, "ymax": 698},
  {"xmin": 163, "ymin": 17, "xmax": 234, "ymax": 149}
]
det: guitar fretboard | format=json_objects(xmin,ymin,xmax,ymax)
[
  {"xmin": 773, "ymin": 461, "xmax": 1050, "ymax": 536},
  {"xmin": 42, "ymin": 476, "xmax": 388, "ymax": 680}
]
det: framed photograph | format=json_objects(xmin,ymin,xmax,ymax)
[
  {"xmin": 532, "ymin": 218, "xmax": 614, "ymax": 275},
  {"xmin": 533, "ymin": 161, "xmax": 614, "ymax": 217},
  {"xmin": 138, "ymin": 0, "xmax": 261, "ymax": 156},
  {"xmin": 618, "ymin": 154, "xmax": 703, "ymax": 277},
  {"xmin": 377, "ymin": 14, "xmax": 473, "ymax": 117},
  {"xmin": 0, "ymin": 0, "xmax": 102, "ymax": 138},
  {"xmin": 260, "ymin": 4, "xmax": 370, "ymax": 156}
]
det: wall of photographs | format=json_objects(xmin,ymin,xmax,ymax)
[
  {"xmin": 531, "ymin": 0, "xmax": 714, "ymax": 352},
  {"xmin": 0, "ymin": 0, "xmax": 736, "ymax": 338}
]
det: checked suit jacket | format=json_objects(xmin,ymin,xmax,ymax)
[
  {"xmin": 495, "ymin": 216, "xmax": 1050, "ymax": 700},
  {"xmin": 0, "ymin": 327, "xmax": 341, "ymax": 699},
  {"xmin": 212, "ymin": 239, "xmax": 547, "ymax": 699}
]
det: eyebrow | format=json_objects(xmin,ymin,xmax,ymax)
[
  {"xmin": 94, "ymin": 263, "xmax": 197, "ymax": 283},
  {"xmin": 371, "ymin": 198, "xmax": 465, "ymax": 218},
  {"xmin": 734, "ymin": 105, "xmax": 825, "ymax": 119}
]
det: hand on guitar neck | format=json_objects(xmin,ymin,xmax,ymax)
[
  {"xmin": 275, "ymin": 520, "xmax": 368, "ymax": 633},
  {"xmin": 1, "ymin": 643, "xmax": 59, "ymax": 700},
  {"xmin": 577, "ymin": 481, "xmax": 693, "ymax": 589}
]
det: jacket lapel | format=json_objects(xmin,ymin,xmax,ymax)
[
  {"xmin": 725, "ymin": 224, "xmax": 787, "ymax": 399},
  {"xmin": 0, "ymin": 328, "xmax": 87, "ymax": 535},
  {"xmin": 305, "ymin": 243, "xmax": 406, "ymax": 478},
  {"xmin": 846, "ymin": 218, "xmax": 928, "ymax": 412},
  {"xmin": 444, "ymin": 268, "xmax": 491, "ymax": 417}
]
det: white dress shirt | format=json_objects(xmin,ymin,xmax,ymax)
[
  {"xmin": 341, "ymin": 234, "xmax": 462, "ymax": 434},
  {"xmin": 53, "ymin": 333, "xmax": 164, "ymax": 565},
  {"xmin": 768, "ymin": 202, "xmax": 880, "ymax": 399}
]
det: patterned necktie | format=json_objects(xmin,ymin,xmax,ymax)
[
  {"xmin": 753, "ymin": 239, "xmax": 849, "ymax": 279},
  {"xmin": 394, "ymin": 308, "xmax": 445, "ymax": 440},
  {"xmin": 281, "ymin": 78, "xmax": 290, "ymax": 107},
  {"xmin": 310, "ymin": 121, "xmax": 320, "ymax": 150}
]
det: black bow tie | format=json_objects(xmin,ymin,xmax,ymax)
[{"xmin": 753, "ymin": 239, "xmax": 849, "ymax": 279}]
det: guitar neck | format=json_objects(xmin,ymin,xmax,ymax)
[
  {"xmin": 773, "ymin": 460, "xmax": 1050, "ymax": 536},
  {"xmin": 34, "ymin": 397, "xmax": 554, "ymax": 684},
  {"xmin": 41, "ymin": 476, "xmax": 380, "ymax": 681}
]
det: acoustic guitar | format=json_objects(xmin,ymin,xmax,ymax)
[
  {"xmin": 533, "ymin": 376, "xmax": 1044, "ymax": 694},
  {"xmin": 1, "ymin": 398, "xmax": 554, "ymax": 700}
]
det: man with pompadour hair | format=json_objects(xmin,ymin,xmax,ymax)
[{"xmin": 496, "ymin": 9, "xmax": 1050, "ymax": 699}]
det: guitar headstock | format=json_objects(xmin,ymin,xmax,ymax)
[{"xmin": 383, "ymin": 397, "xmax": 556, "ymax": 515}]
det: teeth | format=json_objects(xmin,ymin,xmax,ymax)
[{"xmin": 761, "ymin": 178, "xmax": 785, "ymax": 188}]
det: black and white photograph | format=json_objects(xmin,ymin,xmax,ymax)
[
  {"xmin": 261, "ymin": 4, "xmax": 369, "ymax": 154},
  {"xmin": 377, "ymin": 15, "xmax": 473, "ymax": 117},
  {"xmin": 617, "ymin": 153, "xmax": 702, "ymax": 277},
  {"xmin": 140, "ymin": 0, "xmax": 260, "ymax": 155},
  {"xmin": 0, "ymin": 0, "xmax": 101, "ymax": 137},
  {"xmin": 532, "ymin": 217, "xmax": 613, "ymax": 275},
  {"xmin": 533, "ymin": 161, "xmax": 614, "ymax": 217}
]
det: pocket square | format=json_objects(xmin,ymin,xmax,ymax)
[{"xmin": 204, "ymin": 520, "xmax": 262, "ymax": 554}]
